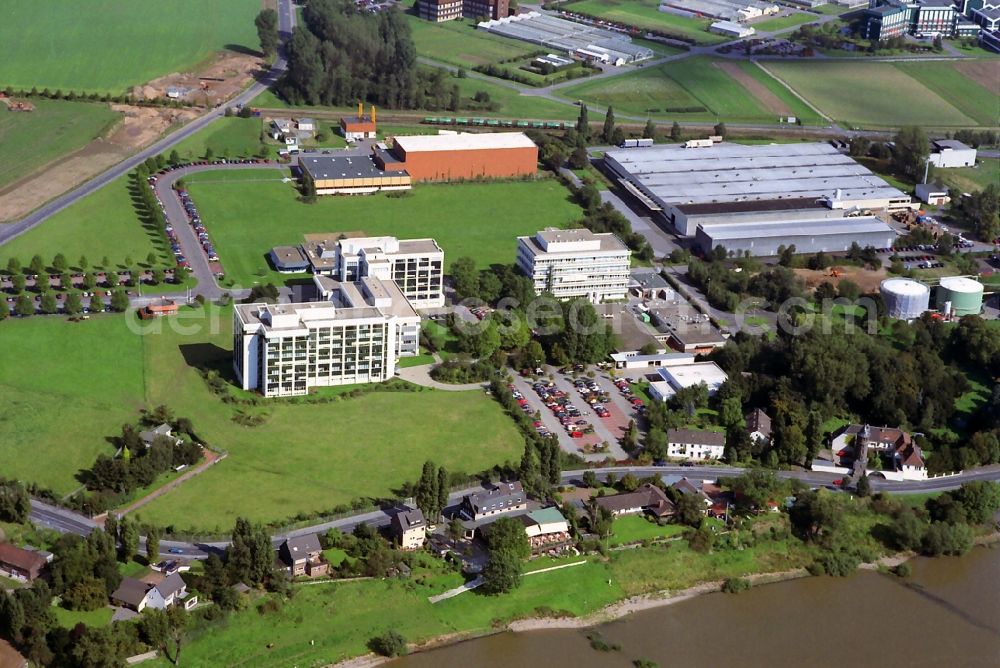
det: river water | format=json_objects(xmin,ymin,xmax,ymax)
[{"xmin": 392, "ymin": 546, "xmax": 1000, "ymax": 668}]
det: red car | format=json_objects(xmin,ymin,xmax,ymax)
[{"xmin": 569, "ymin": 431, "xmax": 584, "ymax": 438}]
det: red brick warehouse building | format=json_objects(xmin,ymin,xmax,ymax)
[{"xmin": 374, "ymin": 132, "xmax": 538, "ymax": 182}]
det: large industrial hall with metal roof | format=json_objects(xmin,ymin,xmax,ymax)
[{"xmin": 604, "ymin": 141, "xmax": 916, "ymax": 256}]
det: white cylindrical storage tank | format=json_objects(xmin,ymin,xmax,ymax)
[
  {"xmin": 881, "ymin": 278, "xmax": 930, "ymax": 320},
  {"xmin": 936, "ymin": 277, "xmax": 984, "ymax": 317}
]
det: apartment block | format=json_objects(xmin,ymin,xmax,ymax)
[
  {"xmin": 516, "ymin": 228, "xmax": 631, "ymax": 303},
  {"xmin": 304, "ymin": 235, "xmax": 445, "ymax": 309},
  {"xmin": 233, "ymin": 275, "xmax": 420, "ymax": 398}
]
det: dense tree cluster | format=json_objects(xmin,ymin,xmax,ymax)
[
  {"xmin": 414, "ymin": 461, "xmax": 450, "ymax": 523},
  {"xmin": 481, "ymin": 516, "xmax": 531, "ymax": 594},
  {"xmin": 687, "ymin": 256, "xmax": 803, "ymax": 312},
  {"xmin": 0, "ymin": 479, "xmax": 31, "ymax": 524},
  {"xmin": 280, "ymin": 0, "xmax": 418, "ymax": 108}
]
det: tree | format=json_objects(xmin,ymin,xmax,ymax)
[
  {"xmin": 29, "ymin": 254, "xmax": 45, "ymax": 275},
  {"xmin": 0, "ymin": 479, "xmax": 31, "ymax": 523},
  {"xmin": 891, "ymin": 125, "xmax": 929, "ymax": 180},
  {"xmin": 602, "ymin": 106, "xmax": 616, "ymax": 144},
  {"xmin": 713, "ymin": 122, "xmax": 727, "ymax": 138},
  {"xmin": 255, "ymin": 8, "xmax": 280, "ymax": 57},
  {"xmin": 642, "ymin": 119, "xmax": 657, "ymax": 140},
  {"xmin": 168, "ymin": 149, "xmax": 181, "ymax": 167},
  {"xmin": 110, "ymin": 289, "xmax": 129, "ymax": 312},
  {"xmin": 120, "ymin": 518, "xmax": 138, "ymax": 563},
  {"xmin": 205, "ymin": 146, "xmax": 215, "ymax": 162},
  {"xmin": 10, "ymin": 273, "xmax": 25, "ymax": 293},
  {"xmin": 14, "ymin": 294, "xmax": 33, "ymax": 317},
  {"xmin": 0, "ymin": 299, "xmax": 7, "ymax": 321},
  {"xmin": 106, "ymin": 270, "xmax": 118, "ymax": 288},
  {"xmin": 52, "ymin": 253, "xmax": 67, "ymax": 272},
  {"xmin": 147, "ymin": 526, "xmax": 162, "ymax": 564},
  {"xmin": 39, "ymin": 292, "xmax": 57, "ymax": 315},
  {"xmin": 887, "ymin": 510, "xmax": 924, "ymax": 551},
  {"xmin": 481, "ymin": 516, "xmax": 530, "ymax": 594},
  {"xmin": 228, "ymin": 517, "xmax": 272, "ymax": 586},
  {"xmin": 89, "ymin": 294, "xmax": 104, "ymax": 313},
  {"xmin": 582, "ymin": 470, "xmax": 599, "ymax": 488},
  {"xmin": 674, "ymin": 492, "xmax": 704, "ymax": 527},
  {"xmin": 436, "ymin": 467, "xmax": 449, "ymax": 522},
  {"xmin": 952, "ymin": 481, "xmax": 1000, "ymax": 524},
  {"xmin": 65, "ymin": 292, "xmax": 83, "ymax": 315},
  {"xmin": 369, "ymin": 630, "xmax": 407, "ymax": 657},
  {"xmin": 856, "ymin": 472, "xmax": 871, "ymax": 497},
  {"xmin": 568, "ymin": 145, "xmax": 589, "ymax": 169},
  {"xmin": 576, "ymin": 103, "xmax": 589, "ymax": 138},
  {"xmin": 152, "ymin": 269, "xmax": 165, "ymax": 285},
  {"xmin": 415, "ymin": 461, "xmax": 440, "ymax": 521},
  {"xmin": 140, "ymin": 605, "xmax": 187, "ymax": 665},
  {"xmin": 451, "ymin": 256, "xmax": 479, "ymax": 300},
  {"xmin": 670, "ymin": 121, "xmax": 682, "ymax": 141},
  {"xmin": 72, "ymin": 626, "xmax": 125, "ymax": 668},
  {"xmin": 6, "ymin": 257, "xmax": 21, "ymax": 275}
]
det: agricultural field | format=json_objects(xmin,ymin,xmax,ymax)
[
  {"xmin": 0, "ymin": 0, "xmax": 260, "ymax": 93},
  {"xmin": 184, "ymin": 175, "xmax": 583, "ymax": 286},
  {"xmin": 0, "ymin": 100, "xmax": 121, "ymax": 189},
  {"xmin": 559, "ymin": 57, "xmax": 815, "ymax": 124},
  {"xmin": 563, "ymin": 0, "xmax": 726, "ymax": 44},
  {"xmin": 895, "ymin": 60, "xmax": 1000, "ymax": 127},
  {"xmin": 405, "ymin": 14, "xmax": 538, "ymax": 67},
  {"xmin": 0, "ymin": 174, "xmax": 172, "ymax": 271},
  {"xmin": 763, "ymin": 61, "xmax": 988, "ymax": 128},
  {"xmin": 0, "ymin": 306, "xmax": 524, "ymax": 530}
]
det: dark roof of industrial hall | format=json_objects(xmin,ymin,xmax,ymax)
[
  {"xmin": 675, "ymin": 197, "xmax": 826, "ymax": 216},
  {"xmin": 299, "ymin": 154, "xmax": 408, "ymax": 179}
]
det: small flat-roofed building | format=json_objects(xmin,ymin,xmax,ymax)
[
  {"xmin": 270, "ymin": 245, "xmax": 310, "ymax": 273},
  {"xmin": 610, "ymin": 351, "xmax": 696, "ymax": 370},
  {"xmin": 340, "ymin": 116, "xmax": 377, "ymax": 141},
  {"xmin": 695, "ymin": 216, "xmax": 898, "ymax": 257},
  {"xmin": 628, "ymin": 268, "xmax": 675, "ymax": 301},
  {"xmin": 667, "ymin": 428, "xmax": 726, "ymax": 461},
  {"xmin": 297, "ymin": 117, "xmax": 316, "ymax": 132},
  {"xmin": 928, "ymin": 139, "xmax": 976, "ymax": 168},
  {"xmin": 517, "ymin": 228, "xmax": 631, "ymax": 303},
  {"xmin": 648, "ymin": 305, "xmax": 727, "ymax": 354},
  {"xmin": 916, "ymin": 182, "xmax": 950, "ymax": 206},
  {"xmin": 299, "ymin": 155, "xmax": 410, "ymax": 195},
  {"xmin": 139, "ymin": 299, "xmax": 179, "ymax": 320},
  {"xmin": 710, "ymin": 20, "xmax": 756, "ymax": 37},
  {"xmin": 648, "ymin": 361, "xmax": 729, "ymax": 402},
  {"xmin": 376, "ymin": 132, "xmax": 538, "ymax": 182}
]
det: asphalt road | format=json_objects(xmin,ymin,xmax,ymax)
[
  {"xmin": 29, "ymin": 464, "xmax": 1000, "ymax": 559},
  {"xmin": 0, "ymin": 0, "xmax": 296, "ymax": 246}
]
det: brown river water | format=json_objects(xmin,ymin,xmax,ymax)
[{"xmin": 391, "ymin": 546, "xmax": 1000, "ymax": 668}]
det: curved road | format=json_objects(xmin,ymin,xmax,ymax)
[
  {"xmin": 0, "ymin": 0, "xmax": 296, "ymax": 246},
  {"xmin": 29, "ymin": 463, "xmax": 1000, "ymax": 559}
]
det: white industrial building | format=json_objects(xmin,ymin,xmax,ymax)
[
  {"xmin": 928, "ymin": 139, "xmax": 977, "ymax": 168},
  {"xmin": 517, "ymin": 228, "xmax": 631, "ymax": 303},
  {"xmin": 915, "ymin": 182, "xmax": 950, "ymax": 205},
  {"xmin": 233, "ymin": 275, "xmax": 420, "ymax": 397},
  {"xmin": 696, "ymin": 216, "xmax": 897, "ymax": 257},
  {"xmin": 710, "ymin": 20, "xmax": 756, "ymax": 37},
  {"xmin": 478, "ymin": 12, "xmax": 653, "ymax": 65},
  {"xmin": 604, "ymin": 142, "xmax": 914, "ymax": 237},
  {"xmin": 647, "ymin": 359, "xmax": 729, "ymax": 402},
  {"xmin": 661, "ymin": 0, "xmax": 779, "ymax": 21}
]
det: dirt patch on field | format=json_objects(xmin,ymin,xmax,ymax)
[
  {"xmin": 953, "ymin": 60, "xmax": 1000, "ymax": 96},
  {"xmin": 132, "ymin": 51, "xmax": 265, "ymax": 107},
  {"xmin": 715, "ymin": 61, "xmax": 793, "ymax": 116},
  {"xmin": 794, "ymin": 265, "xmax": 887, "ymax": 294},
  {"xmin": 0, "ymin": 105, "xmax": 198, "ymax": 221}
]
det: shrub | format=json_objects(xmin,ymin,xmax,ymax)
[
  {"xmin": 721, "ymin": 577, "xmax": 751, "ymax": 594},
  {"xmin": 369, "ymin": 630, "xmax": 407, "ymax": 657},
  {"xmin": 586, "ymin": 631, "xmax": 620, "ymax": 652},
  {"xmin": 893, "ymin": 562, "xmax": 912, "ymax": 578}
]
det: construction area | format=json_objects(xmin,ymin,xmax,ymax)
[
  {"xmin": 129, "ymin": 51, "xmax": 265, "ymax": 107},
  {"xmin": 477, "ymin": 11, "xmax": 654, "ymax": 65}
]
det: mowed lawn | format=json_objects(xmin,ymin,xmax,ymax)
[
  {"xmin": 0, "ymin": 174, "xmax": 171, "ymax": 270},
  {"xmin": 894, "ymin": 61, "xmax": 1000, "ymax": 127},
  {"xmin": 170, "ymin": 117, "xmax": 267, "ymax": 161},
  {"xmin": 564, "ymin": 0, "xmax": 725, "ymax": 44},
  {"xmin": 0, "ymin": 307, "xmax": 523, "ymax": 529},
  {"xmin": 764, "ymin": 61, "xmax": 978, "ymax": 128},
  {"xmin": 129, "ymin": 307, "xmax": 523, "ymax": 531},
  {"xmin": 406, "ymin": 14, "xmax": 537, "ymax": 67},
  {"xmin": 560, "ymin": 57, "xmax": 785, "ymax": 122},
  {"xmin": 0, "ymin": 100, "xmax": 120, "ymax": 189},
  {"xmin": 0, "ymin": 316, "xmax": 145, "ymax": 495},
  {"xmin": 936, "ymin": 158, "xmax": 1000, "ymax": 194},
  {"xmin": 185, "ymin": 176, "xmax": 583, "ymax": 285},
  {"xmin": 751, "ymin": 12, "xmax": 817, "ymax": 32},
  {"xmin": 0, "ymin": 0, "xmax": 260, "ymax": 93}
]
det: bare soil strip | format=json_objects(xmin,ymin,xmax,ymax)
[
  {"xmin": 715, "ymin": 60, "xmax": 793, "ymax": 116},
  {"xmin": 953, "ymin": 60, "xmax": 1000, "ymax": 96}
]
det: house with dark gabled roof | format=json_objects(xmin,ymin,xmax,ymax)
[
  {"xmin": 111, "ymin": 573, "xmax": 192, "ymax": 612},
  {"xmin": 280, "ymin": 534, "xmax": 328, "ymax": 578},
  {"xmin": 0, "ymin": 544, "xmax": 47, "ymax": 582},
  {"xmin": 391, "ymin": 507, "xmax": 427, "ymax": 550},
  {"xmin": 459, "ymin": 481, "xmax": 527, "ymax": 521},
  {"xmin": 666, "ymin": 429, "xmax": 726, "ymax": 461},
  {"xmin": 595, "ymin": 483, "xmax": 675, "ymax": 519},
  {"xmin": 830, "ymin": 424, "xmax": 926, "ymax": 481},
  {"xmin": 745, "ymin": 408, "xmax": 772, "ymax": 444}
]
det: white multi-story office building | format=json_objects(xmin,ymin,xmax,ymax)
[
  {"xmin": 516, "ymin": 228, "xmax": 631, "ymax": 303},
  {"xmin": 233, "ymin": 275, "xmax": 420, "ymax": 397},
  {"xmin": 304, "ymin": 235, "xmax": 445, "ymax": 309}
]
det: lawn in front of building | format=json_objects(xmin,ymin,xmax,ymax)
[
  {"xmin": 405, "ymin": 14, "xmax": 539, "ymax": 67},
  {"xmin": 184, "ymin": 175, "xmax": 583, "ymax": 287},
  {"xmin": 563, "ymin": 0, "xmax": 726, "ymax": 44}
]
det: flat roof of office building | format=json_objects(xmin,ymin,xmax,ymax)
[
  {"xmin": 299, "ymin": 154, "xmax": 408, "ymax": 179},
  {"xmin": 236, "ymin": 301, "xmax": 384, "ymax": 330},
  {"xmin": 698, "ymin": 216, "xmax": 894, "ymax": 241},
  {"xmin": 392, "ymin": 132, "xmax": 536, "ymax": 153},
  {"xmin": 520, "ymin": 229, "xmax": 629, "ymax": 253},
  {"xmin": 605, "ymin": 142, "xmax": 908, "ymax": 206}
]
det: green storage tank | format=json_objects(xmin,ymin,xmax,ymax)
[{"xmin": 935, "ymin": 276, "xmax": 984, "ymax": 316}]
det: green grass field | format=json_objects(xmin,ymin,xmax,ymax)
[
  {"xmin": 0, "ymin": 306, "xmax": 524, "ymax": 529},
  {"xmin": 0, "ymin": 174, "xmax": 171, "ymax": 271},
  {"xmin": 0, "ymin": 0, "xmax": 260, "ymax": 93},
  {"xmin": 763, "ymin": 61, "xmax": 983, "ymax": 128},
  {"xmin": 0, "ymin": 316, "xmax": 145, "ymax": 495},
  {"xmin": 564, "ymin": 0, "xmax": 726, "ymax": 44},
  {"xmin": 894, "ymin": 62, "xmax": 1000, "ymax": 127},
  {"xmin": 559, "ymin": 57, "xmax": 800, "ymax": 123},
  {"xmin": 183, "ymin": 175, "xmax": 582, "ymax": 286},
  {"xmin": 406, "ymin": 14, "xmax": 538, "ymax": 67},
  {"xmin": 751, "ymin": 12, "xmax": 818, "ymax": 33},
  {"xmin": 0, "ymin": 100, "xmax": 120, "ymax": 189},
  {"xmin": 171, "ymin": 117, "xmax": 268, "ymax": 160},
  {"xmin": 608, "ymin": 515, "xmax": 685, "ymax": 546},
  {"xmin": 934, "ymin": 158, "xmax": 1000, "ymax": 194}
]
